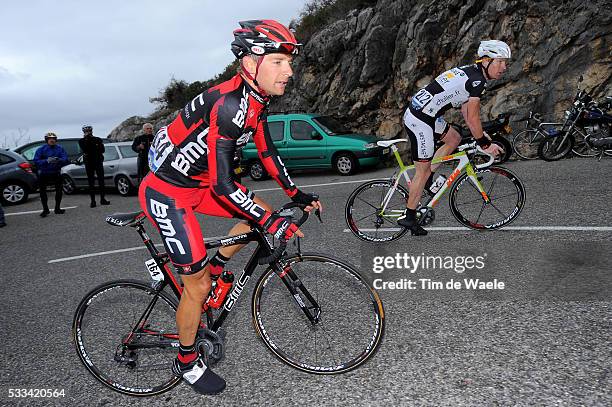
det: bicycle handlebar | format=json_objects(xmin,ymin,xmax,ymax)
[
  {"xmin": 457, "ymin": 141, "xmax": 496, "ymax": 169},
  {"xmin": 257, "ymin": 200, "xmax": 321, "ymax": 265}
]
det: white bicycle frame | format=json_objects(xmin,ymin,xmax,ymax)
[{"xmin": 378, "ymin": 140, "xmax": 495, "ymax": 218}]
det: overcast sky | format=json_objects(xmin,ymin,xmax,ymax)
[{"xmin": 0, "ymin": 0, "xmax": 305, "ymax": 148}]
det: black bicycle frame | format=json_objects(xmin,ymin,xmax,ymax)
[{"xmin": 129, "ymin": 217, "xmax": 321, "ymax": 336}]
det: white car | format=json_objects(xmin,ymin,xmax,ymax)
[{"xmin": 62, "ymin": 142, "xmax": 140, "ymax": 196}]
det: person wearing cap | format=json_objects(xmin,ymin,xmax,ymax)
[
  {"xmin": 78, "ymin": 125, "xmax": 110, "ymax": 207},
  {"xmin": 33, "ymin": 133, "xmax": 70, "ymax": 217},
  {"xmin": 131, "ymin": 123, "xmax": 155, "ymax": 184}
]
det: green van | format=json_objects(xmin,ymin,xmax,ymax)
[{"xmin": 241, "ymin": 113, "xmax": 388, "ymax": 180}]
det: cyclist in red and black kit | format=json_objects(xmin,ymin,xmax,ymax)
[{"xmin": 138, "ymin": 20, "xmax": 322, "ymax": 394}]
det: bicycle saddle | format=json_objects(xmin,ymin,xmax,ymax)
[
  {"xmin": 105, "ymin": 211, "xmax": 145, "ymax": 227},
  {"xmin": 377, "ymin": 139, "xmax": 407, "ymax": 147}
]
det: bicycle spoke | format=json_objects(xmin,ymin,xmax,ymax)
[
  {"xmin": 355, "ymin": 195, "xmax": 380, "ymax": 211},
  {"xmin": 487, "ymin": 201, "xmax": 509, "ymax": 218},
  {"xmin": 354, "ymin": 210, "xmax": 380, "ymax": 223}
]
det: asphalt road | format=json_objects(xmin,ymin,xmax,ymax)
[{"xmin": 1, "ymin": 156, "xmax": 611, "ymax": 406}]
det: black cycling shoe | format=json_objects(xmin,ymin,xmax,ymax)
[
  {"xmin": 40, "ymin": 209, "xmax": 50, "ymax": 218},
  {"xmin": 397, "ymin": 209, "xmax": 428, "ymax": 236},
  {"xmin": 172, "ymin": 356, "xmax": 226, "ymax": 395},
  {"xmin": 100, "ymin": 198, "xmax": 110, "ymax": 205}
]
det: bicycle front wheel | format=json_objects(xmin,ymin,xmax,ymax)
[
  {"xmin": 512, "ymin": 129, "xmax": 543, "ymax": 160},
  {"xmin": 73, "ymin": 280, "xmax": 180, "ymax": 397},
  {"xmin": 252, "ymin": 254, "xmax": 385, "ymax": 374},
  {"xmin": 449, "ymin": 166, "xmax": 525, "ymax": 230},
  {"xmin": 345, "ymin": 179, "xmax": 409, "ymax": 242}
]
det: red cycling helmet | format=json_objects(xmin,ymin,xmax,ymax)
[{"xmin": 231, "ymin": 20, "xmax": 301, "ymax": 59}]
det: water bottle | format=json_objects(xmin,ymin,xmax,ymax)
[
  {"xmin": 208, "ymin": 271, "xmax": 234, "ymax": 309},
  {"xmin": 429, "ymin": 175, "xmax": 447, "ymax": 194}
]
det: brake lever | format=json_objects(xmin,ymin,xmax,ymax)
[{"xmin": 314, "ymin": 208, "xmax": 322, "ymax": 223}]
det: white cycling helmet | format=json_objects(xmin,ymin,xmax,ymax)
[{"xmin": 478, "ymin": 40, "xmax": 511, "ymax": 59}]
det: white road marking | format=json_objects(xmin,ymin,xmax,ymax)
[
  {"xmin": 48, "ymin": 235, "xmax": 228, "ymax": 263},
  {"xmin": 5, "ymin": 206, "xmax": 78, "ymax": 216},
  {"xmin": 343, "ymin": 226, "xmax": 612, "ymax": 232}
]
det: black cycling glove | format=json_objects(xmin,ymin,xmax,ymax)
[{"xmin": 291, "ymin": 190, "xmax": 319, "ymax": 206}]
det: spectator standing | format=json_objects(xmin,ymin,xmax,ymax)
[
  {"xmin": 78, "ymin": 125, "xmax": 110, "ymax": 207},
  {"xmin": 131, "ymin": 123, "xmax": 154, "ymax": 184},
  {"xmin": 33, "ymin": 132, "xmax": 70, "ymax": 217},
  {"xmin": 0, "ymin": 202, "xmax": 6, "ymax": 227}
]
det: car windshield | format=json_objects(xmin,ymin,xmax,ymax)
[{"xmin": 312, "ymin": 116, "xmax": 351, "ymax": 135}]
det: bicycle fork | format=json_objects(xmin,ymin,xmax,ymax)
[{"xmin": 274, "ymin": 262, "xmax": 322, "ymax": 325}]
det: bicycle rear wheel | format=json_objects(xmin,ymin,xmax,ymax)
[
  {"xmin": 252, "ymin": 254, "xmax": 385, "ymax": 374},
  {"xmin": 512, "ymin": 129, "xmax": 542, "ymax": 160},
  {"xmin": 73, "ymin": 280, "xmax": 180, "ymax": 396},
  {"xmin": 449, "ymin": 166, "xmax": 525, "ymax": 230},
  {"xmin": 345, "ymin": 179, "xmax": 409, "ymax": 242}
]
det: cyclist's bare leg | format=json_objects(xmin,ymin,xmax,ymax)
[
  {"xmin": 430, "ymin": 127, "xmax": 461, "ymax": 172},
  {"xmin": 177, "ymin": 266, "xmax": 212, "ymax": 346},
  {"xmin": 407, "ymin": 161, "xmax": 431, "ymax": 210}
]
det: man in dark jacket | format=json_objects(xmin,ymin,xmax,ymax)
[
  {"xmin": 33, "ymin": 132, "xmax": 70, "ymax": 217},
  {"xmin": 131, "ymin": 122, "xmax": 154, "ymax": 184},
  {"xmin": 78, "ymin": 125, "xmax": 110, "ymax": 207}
]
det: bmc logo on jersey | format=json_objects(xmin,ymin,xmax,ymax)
[
  {"xmin": 472, "ymin": 81, "xmax": 481, "ymax": 87},
  {"xmin": 236, "ymin": 130, "xmax": 254, "ymax": 146},
  {"xmin": 228, "ymin": 189, "xmax": 265, "ymax": 218},
  {"xmin": 232, "ymin": 87, "xmax": 249, "ymax": 128},
  {"xmin": 171, "ymin": 129, "xmax": 209, "ymax": 176}
]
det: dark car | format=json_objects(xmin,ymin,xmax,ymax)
[
  {"xmin": 14, "ymin": 138, "xmax": 111, "ymax": 165},
  {"xmin": 0, "ymin": 149, "xmax": 38, "ymax": 205}
]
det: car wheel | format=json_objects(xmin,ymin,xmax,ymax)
[
  {"xmin": 115, "ymin": 175, "xmax": 134, "ymax": 196},
  {"xmin": 62, "ymin": 175, "xmax": 76, "ymax": 195},
  {"xmin": 334, "ymin": 153, "xmax": 357, "ymax": 176},
  {"xmin": 1, "ymin": 182, "xmax": 29, "ymax": 205},
  {"xmin": 249, "ymin": 161, "xmax": 269, "ymax": 181}
]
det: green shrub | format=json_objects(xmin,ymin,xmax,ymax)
[{"xmin": 150, "ymin": 60, "xmax": 239, "ymax": 110}]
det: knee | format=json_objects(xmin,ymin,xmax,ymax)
[
  {"xmin": 182, "ymin": 272, "xmax": 212, "ymax": 303},
  {"xmin": 445, "ymin": 128, "xmax": 461, "ymax": 147}
]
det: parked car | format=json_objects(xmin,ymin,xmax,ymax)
[
  {"xmin": 14, "ymin": 138, "xmax": 112, "ymax": 166},
  {"xmin": 61, "ymin": 142, "xmax": 139, "ymax": 196},
  {"xmin": 0, "ymin": 149, "xmax": 38, "ymax": 205},
  {"xmin": 241, "ymin": 113, "xmax": 388, "ymax": 180}
]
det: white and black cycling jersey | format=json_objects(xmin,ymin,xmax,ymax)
[{"xmin": 408, "ymin": 64, "xmax": 487, "ymax": 121}]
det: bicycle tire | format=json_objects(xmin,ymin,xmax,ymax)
[
  {"xmin": 73, "ymin": 280, "xmax": 181, "ymax": 397},
  {"xmin": 449, "ymin": 166, "xmax": 525, "ymax": 230},
  {"xmin": 252, "ymin": 254, "xmax": 384, "ymax": 374},
  {"xmin": 538, "ymin": 134, "xmax": 574, "ymax": 161},
  {"xmin": 512, "ymin": 129, "xmax": 543, "ymax": 160},
  {"xmin": 345, "ymin": 179, "xmax": 410, "ymax": 242},
  {"xmin": 571, "ymin": 130, "xmax": 599, "ymax": 157}
]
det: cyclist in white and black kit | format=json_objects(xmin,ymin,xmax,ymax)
[{"xmin": 399, "ymin": 40, "xmax": 510, "ymax": 235}]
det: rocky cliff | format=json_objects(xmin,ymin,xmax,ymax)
[{"xmin": 110, "ymin": 0, "xmax": 611, "ymax": 140}]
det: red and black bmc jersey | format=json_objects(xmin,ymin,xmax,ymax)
[{"xmin": 148, "ymin": 74, "xmax": 296, "ymax": 224}]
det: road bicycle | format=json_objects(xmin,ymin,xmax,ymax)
[
  {"xmin": 512, "ymin": 112, "xmax": 563, "ymax": 160},
  {"xmin": 345, "ymin": 139, "xmax": 526, "ymax": 242},
  {"xmin": 73, "ymin": 203, "xmax": 385, "ymax": 396}
]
